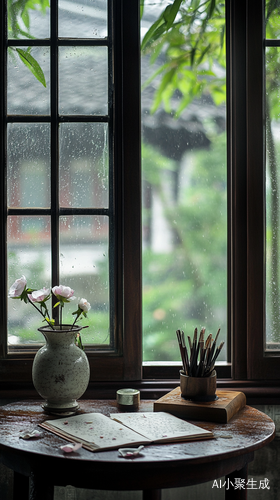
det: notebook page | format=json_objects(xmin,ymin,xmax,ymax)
[
  {"xmin": 42, "ymin": 412, "xmax": 151, "ymax": 450},
  {"xmin": 111, "ymin": 412, "xmax": 212, "ymax": 442}
]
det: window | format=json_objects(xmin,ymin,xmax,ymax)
[
  {"xmin": 1, "ymin": 0, "xmax": 280, "ymax": 397},
  {"xmin": 0, "ymin": 0, "xmax": 142, "ymax": 387},
  {"xmin": 246, "ymin": 0, "xmax": 280, "ymax": 380},
  {"xmin": 266, "ymin": 2, "xmax": 280, "ymax": 351},
  {"xmin": 229, "ymin": 0, "xmax": 280, "ymax": 382},
  {"xmin": 141, "ymin": 2, "xmax": 228, "ymax": 369},
  {"xmin": 142, "ymin": 0, "xmax": 280, "ymax": 386}
]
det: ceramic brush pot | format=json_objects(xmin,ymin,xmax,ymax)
[{"xmin": 180, "ymin": 370, "xmax": 217, "ymax": 402}]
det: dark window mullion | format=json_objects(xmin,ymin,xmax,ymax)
[
  {"xmin": 107, "ymin": 0, "xmax": 116, "ymax": 349},
  {"xmin": 265, "ymin": 39, "xmax": 280, "ymax": 47},
  {"xmin": 0, "ymin": 0, "xmax": 7, "ymax": 357},
  {"xmin": 6, "ymin": 116, "xmax": 109, "ymax": 123},
  {"xmin": 226, "ymin": 0, "xmax": 248, "ymax": 380},
  {"xmin": 50, "ymin": 0, "xmax": 59, "ymax": 316},
  {"xmin": 8, "ymin": 39, "xmax": 108, "ymax": 48},
  {"xmin": 7, "ymin": 208, "xmax": 109, "ymax": 216}
]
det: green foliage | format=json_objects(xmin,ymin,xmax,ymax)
[
  {"xmin": 142, "ymin": 135, "xmax": 227, "ymax": 361},
  {"xmin": 8, "ymin": 0, "xmax": 49, "ymax": 38},
  {"xmin": 142, "ymin": 0, "xmax": 184, "ymax": 51},
  {"xmin": 266, "ymin": 2, "xmax": 280, "ymax": 120},
  {"xmin": 15, "ymin": 47, "xmax": 46, "ymax": 86},
  {"xmin": 141, "ymin": 0, "xmax": 280, "ymax": 349},
  {"xmin": 264, "ymin": 0, "xmax": 280, "ymax": 341},
  {"xmin": 7, "ymin": 0, "xmax": 49, "ymax": 86},
  {"xmin": 141, "ymin": 0, "xmax": 226, "ymax": 116},
  {"xmin": 141, "ymin": 1, "xmax": 228, "ymax": 360},
  {"xmin": 10, "ymin": 311, "xmax": 109, "ymax": 345}
]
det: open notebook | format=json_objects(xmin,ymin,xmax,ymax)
[{"xmin": 40, "ymin": 411, "xmax": 213, "ymax": 452}]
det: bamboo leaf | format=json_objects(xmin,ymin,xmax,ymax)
[
  {"xmin": 164, "ymin": 0, "xmax": 183, "ymax": 29},
  {"xmin": 220, "ymin": 24, "xmax": 225, "ymax": 49},
  {"xmin": 142, "ymin": 0, "xmax": 183, "ymax": 51},
  {"xmin": 140, "ymin": 0, "xmax": 144, "ymax": 19},
  {"xmin": 16, "ymin": 48, "xmax": 46, "ymax": 87},
  {"xmin": 151, "ymin": 68, "xmax": 176, "ymax": 113},
  {"xmin": 190, "ymin": 47, "xmax": 197, "ymax": 67},
  {"xmin": 197, "ymin": 44, "xmax": 211, "ymax": 65},
  {"xmin": 21, "ymin": 9, "xmax": 30, "ymax": 29},
  {"xmin": 141, "ymin": 15, "xmax": 165, "ymax": 51},
  {"xmin": 208, "ymin": 0, "xmax": 216, "ymax": 19}
]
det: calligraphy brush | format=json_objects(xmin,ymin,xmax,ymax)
[
  {"xmin": 204, "ymin": 341, "xmax": 225, "ymax": 376},
  {"xmin": 181, "ymin": 330, "xmax": 190, "ymax": 375},
  {"xmin": 208, "ymin": 328, "xmax": 220, "ymax": 366},
  {"xmin": 203, "ymin": 334, "xmax": 212, "ymax": 370},
  {"xmin": 196, "ymin": 329, "xmax": 208, "ymax": 376},
  {"xmin": 176, "ymin": 329, "xmax": 188, "ymax": 375},
  {"xmin": 189, "ymin": 327, "xmax": 198, "ymax": 376},
  {"xmin": 200, "ymin": 333, "xmax": 213, "ymax": 377},
  {"xmin": 212, "ymin": 341, "xmax": 225, "ymax": 366},
  {"xmin": 193, "ymin": 328, "xmax": 205, "ymax": 374}
]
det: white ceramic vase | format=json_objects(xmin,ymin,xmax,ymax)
[{"xmin": 32, "ymin": 325, "xmax": 90, "ymax": 413}]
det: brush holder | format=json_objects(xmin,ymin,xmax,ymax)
[{"xmin": 180, "ymin": 370, "xmax": 217, "ymax": 402}]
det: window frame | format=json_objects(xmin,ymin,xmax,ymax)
[
  {"xmin": 1, "ymin": 0, "xmax": 280, "ymax": 401},
  {"xmin": 0, "ymin": 0, "xmax": 142, "ymax": 388},
  {"xmin": 246, "ymin": 0, "xmax": 280, "ymax": 380},
  {"xmin": 142, "ymin": 0, "xmax": 280, "ymax": 388}
]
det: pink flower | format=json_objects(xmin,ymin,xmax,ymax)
[
  {"xmin": 78, "ymin": 298, "xmax": 91, "ymax": 313},
  {"xmin": 52, "ymin": 285, "xmax": 75, "ymax": 302},
  {"xmin": 8, "ymin": 276, "xmax": 27, "ymax": 298},
  {"xmin": 28, "ymin": 288, "xmax": 50, "ymax": 303}
]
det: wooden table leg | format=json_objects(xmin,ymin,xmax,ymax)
[
  {"xmin": 13, "ymin": 471, "xmax": 29, "ymax": 500},
  {"xmin": 29, "ymin": 471, "xmax": 54, "ymax": 500},
  {"xmin": 143, "ymin": 489, "xmax": 161, "ymax": 500},
  {"xmin": 225, "ymin": 464, "xmax": 248, "ymax": 500}
]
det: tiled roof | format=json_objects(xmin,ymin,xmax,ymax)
[{"xmin": 8, "ymin": 0, "xmax": 226, "ymax": 159}]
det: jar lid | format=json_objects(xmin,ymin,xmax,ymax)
[{"xmin": 116, "ymin": 388, "xmax": 140, "ymax": 407}]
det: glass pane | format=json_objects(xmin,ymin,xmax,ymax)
[
  {"xmin": 8, "ymin": 0, "xmax": 50, "ymax": 39},
  {"xmin": 59, "ymin": 47, "xmax": 108, "ymax": 115},
  {"xmin": 7, "ymin": 216, "xmax": 51, "ymax": 347},
  {"xmin": 59, "ymin": 216, "xmax": 110, "ymax": 345},
  {"xmin": 8, "ymin": 47, "xmax": 50, "ymax": 115},
  {"xmin": 141, "ymin": 2, "xmax": 227, "ymax": 361},
  {"xmin": 7, "ymin": 123, "xmax": 50, "ymax": 208},
  {"xmin": 266, "ymin": 0, "xmax": 280, "ymax": 39},
  {"xmin": 59, "ymin": 123, "xmax": 108, "ymax": 208},
  {"xmin": 266, "ymin": 46, "xmax": 280, "ymax": 350},
  {"xmin": 58, "ymin": 0, "xmax": 107, "ymax": 38}
]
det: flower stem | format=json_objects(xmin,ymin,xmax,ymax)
[
  {"xmin": 71, "ymin": 314, "xmax": 79, "ymax": 330},
  {"xmin": 60, "ymin": 302, "xmax": 63, "ymax": 326},
  {"xmin": 27, "ymin": 297, "xmax": 55, "ymax": 330}
]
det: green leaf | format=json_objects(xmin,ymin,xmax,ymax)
[
  {"xmin": 197, "ymin": 44, "xmax": 212, "ymax": 65},
  {"xmin": 190, "ymin": 47, "xmax": 197, "ymax": 67},
  {"xmin": 220, "ymin": 24, "xmax": 225, "ymax": 49},
  {"xmin": 208, "ymin": 0, "xmax": 216, "ymax": 19},
  {"xmin": 151, "ymin": 68, "xmax": 176, "ymax": 113},
  {"xmin": 164, "ymin": 0, "xmax": 183, "ymax": 30},
  {"xmin": 140, "ymin": 0, "xmax": 144, "ymax": 19},
  {"xmin": 142, "ymin": 0, "xmax": 183, "ymax": 51},
  {"xmin": 141, "ymin": 15, "xmax": 165, "ymax": 51},
  {"xmin": 16, "ymin": 48, "xmax": 47, "ymax": 87},
  {"xmin": 21, "ymin": 9, "xmax": 30, "ymax": 29}
]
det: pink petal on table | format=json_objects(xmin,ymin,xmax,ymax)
[{"xmin": 60, "ymin": 442, "xmax": 83, "ymax": 453}]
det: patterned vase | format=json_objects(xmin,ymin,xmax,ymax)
[{"xmin": 32, "ymin": 325, "xmax": 90, "ymax": 414}]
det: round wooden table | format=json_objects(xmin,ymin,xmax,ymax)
[{"xmin": 0, "ymin": 400, "xmax": 275, "ymax": 500}]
